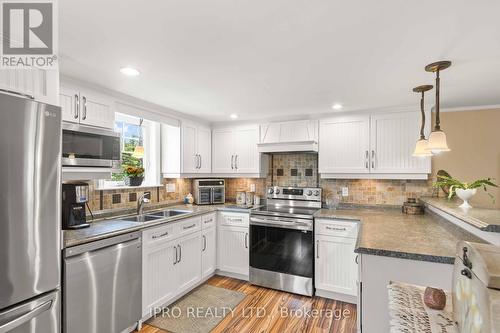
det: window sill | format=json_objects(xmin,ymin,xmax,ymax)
[{"xmin": 95, "ymin": 184, "xmax": 164, "ymax": 191}]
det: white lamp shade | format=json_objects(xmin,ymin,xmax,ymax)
[
  {"xmin": 413, "ymin": 139, "xmax": 433, "ymax": 157},
  {"xmin": 426, "ymin": 130, "xmax": 450, "ymax": 153}
]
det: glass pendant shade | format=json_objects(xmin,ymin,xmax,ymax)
[
  {"xmin": 132, "ymin": 145, "xmax": 145, "ymax": 158},
  {"xmin": 413, "ymin": 139, "xmax": 433, "ymax": 157},
  {"xmin": 426, "ymin": 130, "xmax": 450, "ymax": 153}
]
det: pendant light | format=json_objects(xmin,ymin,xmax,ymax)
[
  {"xmin": 425, "ymin": 60, "xmax": 452, "ymax": 153},
  {"xmin": 132, "ymin": 118, "xmax": 145, "ymax": 159},
  {"xmin": 412, "ymin": 85, "xmax": 433, "ymax": 157}
]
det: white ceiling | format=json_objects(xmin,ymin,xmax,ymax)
[{"xmin": 60, "ymin": 0, "xmax": 500, "ymax": 122}]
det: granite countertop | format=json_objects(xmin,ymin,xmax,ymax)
[
  {"xmin": 64, "ymin": 203, "xmax": 257, "ymax": 248},
  {"xmin": 314, "ymin": 206, "xmax": 484, "ymax": 264},
  {"xmin": 420, "ymin": 197, "xmax": 500, "ymax": 233}
]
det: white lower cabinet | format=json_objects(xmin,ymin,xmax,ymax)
[
  {"xmin": 201, "ymin": 227, "xmax": 216, "ymax": 279},
  {"xmin": 142, "ymin": 215, "xmax": 208, "ymax": 317},
  {"xmin": 177, "ymin": 232, "xmax": 202, "ymax": 293},
  {"xmin": 142, "ymin": 237, "xmax": 178, "ymax": 317},
  {"xmin": 217, "ymin": 212, "xmax": 249, "ymax": 278},
  {"xmin": 315, "ymin": 218, "xmax": 359, "ymax": 303}
]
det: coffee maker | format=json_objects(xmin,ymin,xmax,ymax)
[{"xmin": 62, "ymin": 182, "xmax": 90, "ymax": 229}]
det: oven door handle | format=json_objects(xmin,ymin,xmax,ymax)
[{"xmin": 250, "ymin": 218, "xmax": 312, "ymax": 231}]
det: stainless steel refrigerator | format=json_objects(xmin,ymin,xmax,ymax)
[{"xmin": 0, "ymin": 91, "xmax": 61, "ymax": 333}]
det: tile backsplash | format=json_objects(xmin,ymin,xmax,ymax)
[
  {"xmin": 87, "ymin": 178, "xmax": 192, "ymax": 213},
  {"xmin": 85, "ymin": 153, "xmax": 434, "ymax": 214},
  {"xmin": 224, "ymin": 153, "xmax": 434, "ymax": 206}
]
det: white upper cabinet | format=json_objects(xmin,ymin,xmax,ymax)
[
  {"xmin": 319, "ymin": 116, "xmax": 370, "ymax": 174},
  {"xmin": 319, "ymin": 111, "xmax": 431, "ymax": 179},
  {"xmin": 59, "ymin": 84, "xmax": 115, "ymax": 129},
  {"xmin": 370, "ymin": 112, "xmax": 430, "ymax": 174},
  {"xmin": 212, "ymin": 128, "xmax": 234, "ymax": 174},
  {"xmin": 161, "ymin": 121, "xmax": 212, "ymax": 177},
  {"xmin": 212, "ymin": 125, "xmax": 266, "ymax": 176},
  {"xmin": 196, "ymin": 127, "xmax": 212, "ymax": 173},
  {"xmin": 0, "ymin": 68, "xmax": 58, "ymax": 105},
  {"xmin": 258, "ymin": 120, "xmax": 319, "ymax": 152},
  {"xmin": 181, "ymin": 123, "xmax": 198, "ymax": 173},
  {"xmin": 181, "ymin": 122, "xmax": 211, "ymax": 174}
]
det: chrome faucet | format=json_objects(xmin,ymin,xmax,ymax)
[{"xmin": 137, "ymin": 194, "xmax": 150, "ymax": 215}]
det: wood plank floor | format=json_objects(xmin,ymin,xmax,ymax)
[{"xmin": 139, "ymin": 275, "xmax": 357, "ymax": 333}]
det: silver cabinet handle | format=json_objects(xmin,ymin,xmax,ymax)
[
  {"xmin": 178, "ymin": 244, "xmax": 182, "ymax": 262},
  {"xmin": 152, "ymin": 231, "xmax": 169, "ymax": 239},
  {"xmin": 365, "ymin": 150, "xmax": 369, "ymax": 169},
  {"xmin": 74, "ymin": 94, "xmax": 79, "ymax": 119},
  {"xmin": 199, "ymin": 154, "xmax": 202, "ymax": 169},
  {"xmin": 235, "ymin": 155, "xmax": 238, "ymax": 170},
  {"xmin": 316, "ymin": 240, "xmax": 320, "ymax": 258},
  {"xmin": 355, "ymin": 255, "xmax": 359, "ymax": 264},
  {"xmin": 244, "ymin": 232, "xmax": 248, "ymax": 249},
  {"xmin": 173, "ymin": 246, "xmax": 178, "ymax": 265},
  {"xmin": 0, "ymin": 299, "xmax": 52, "ymax": 333},
  {"xmin": 194, "ymin": 155, "xmax": 198, "ymax": 169},
  {"xmin": 229, "ymin": 218, "xmax": 243, "ymax": 222},
  {"xmin": 371, "ymin": 150, "xmax": 375, "ymax": 169},
  {"xmin": 204, "ymin": 218, "xmax": 213, "ymax": 224},
  {"xmin": 82, "ymin": 96, "xmax": 87, "ymax": 120},
  {"xmin": 231, "ymin": 155, "xmax": 234, "ymax": 169},
  {"xmin": 325, "ymin": 226, "xmax": 347, "ymax": 231},
  {"xmin": 183, "ymin": 224, "xmax": 196, "ymax": 230},
  {"xmin": 202, "ymin": 235, "xmax": 206, "ymax": 251}
]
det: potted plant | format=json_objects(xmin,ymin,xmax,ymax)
[
  {"xmin": 123, "ymin": 166, "xmax": 145, "ymax": 186},
  {"xmin": 433, "ymin": 175, "xmax": 498, "ymax": 208}
]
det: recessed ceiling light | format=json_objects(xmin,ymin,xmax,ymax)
[
  {"xmin": 332, "ymin": 103, "xmax": 343, "ymax": 110},
  {"xmin": 230, "ymin": 114, "xmax": 238, "ymax": 119},
  {"xmin": 120, "ymin": 67, "xmax": 140, "ymax": 76}
]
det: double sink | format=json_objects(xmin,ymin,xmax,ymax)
[{"xmin": 117, "ymin": 209, "xmax": 192, "ymax": 223}]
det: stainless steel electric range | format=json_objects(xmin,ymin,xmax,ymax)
[{"xmin": 249, "ymin": 186, "xmax": 322, "ymax": 296}]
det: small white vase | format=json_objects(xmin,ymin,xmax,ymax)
[{"xmin": 456, "ymin": 188, "xmax": 477, "ymax": 209}]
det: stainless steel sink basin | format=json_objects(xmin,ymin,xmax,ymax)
[
  {"xmin": 118, "ymin": 215, "xmax": 162, "ymax": 223},
  {"xmin": 147, "ymin": 209, "xmax": 192, "ymax": 218}
]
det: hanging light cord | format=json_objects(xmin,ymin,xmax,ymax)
[
  {"xmin": 434, "ymin": 70, "xmax": 441, "ymax": 130},
  {"xmin": 419, "ymin": 91, "xmax": 426, "ymax": 139}
]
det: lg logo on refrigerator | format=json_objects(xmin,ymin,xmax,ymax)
[{"xmin": 1, "ymin": 1, "xmax": 57, "ymax": 68}]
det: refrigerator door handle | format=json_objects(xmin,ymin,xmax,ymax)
[{"xmin": 0, "ymin": 299, "xmax": 53, "ymax": 333}]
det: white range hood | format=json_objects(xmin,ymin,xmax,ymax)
[{"xmin": 257, "ymin": 119, "xmax": 319, "ymax": 153}]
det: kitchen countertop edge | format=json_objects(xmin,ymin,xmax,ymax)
[{"xmin": 64, "ymin": 204, "xmax": 258, "ymax": 248}]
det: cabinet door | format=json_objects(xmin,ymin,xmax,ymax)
[
  {"xmin": 370, "ymin": 112, "xmax": 431, "ymax": 174},
  {"xmin": 59, "ymin": 86, "xmax": 80, "ymax": 123},
  {"xmin": 197, "ymin": 127, "xmax": 212, "ymax": 173},
  {"xmin": 212, "ymin": 128, "xmax": 234, "ymax": 173},
  {"xmin": 315, "ymin": 234, "xmax": 357, "ymax": 296},
  {"xmin": 319, "ymin": 116, "xmax": 370, "ymax": 174},
  {"xmin": 201, "ymin": 227, "xmax": 216, "ymax": 279},
  {"xmin": 177, "ymin": 232, "xmax": 202, "ymax": 293},
  {"xmin": 218, "ymin": 225, "xmax": 249, "ymax": 276},
  {"xmin": 181, "ymin": 123, "xmax": 198, "ymax": 173},
  {"xmin": 233, "ymin": 126, "xmax": 260, "ymax": 173},
  {"xmin": 142, "ymin": 239, "xmax": 178, "ymax": 316},
  {"xmin": 79, "ymin": 90, "xmax": 115, "ymax": 129}
]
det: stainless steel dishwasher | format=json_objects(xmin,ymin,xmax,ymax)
[{"xmin": 63, "ymin": 231, "xmax": 142, "ymax": 333}]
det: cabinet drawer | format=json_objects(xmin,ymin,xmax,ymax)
[
  {"xmin": 219, "ymin": 212, "xmax": 249, "ymax": 227},
  {"xmin": 315, "ymin": 219, "xmax": 358, "ymax": 238},
  {"xmin": 175, "ymin": 216, "xmax": 201, "ymax": 237},
  {"xmin": 201, "ymin": 212, "xmax": 216, "ymax": 229},
  {"xmin": 143, "ymin": 224, "xmax": 175, "ymax": 248}
]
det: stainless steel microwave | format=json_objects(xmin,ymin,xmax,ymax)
[{"xmin": 62, "ymin": 123, "xmax": 121, "ymax": 169}]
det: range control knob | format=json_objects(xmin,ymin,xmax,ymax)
[
  {"xmin": 313, "ymin": 190, "xmax": 320, "ymax": 196},
  {"xmin": 268, "ymin": 188, "xmax": 274, "ymax": 194},
  {"xmin": 307, "ymin": 190, "xmax": 313, "ymax": 196},
  {"xmin": 275, "ymin": 188, "xmax": 281, "ymax": 194}
]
